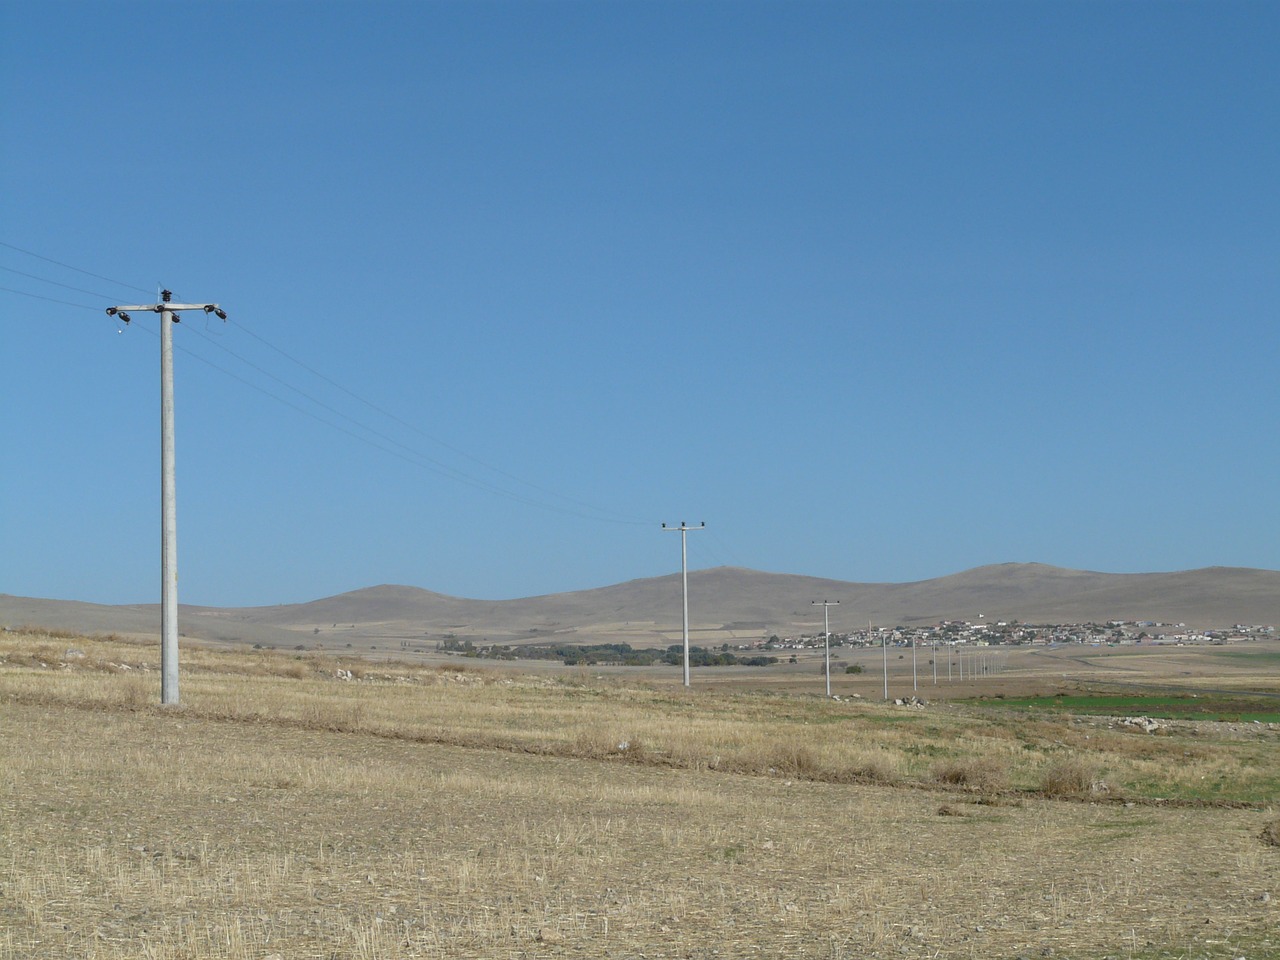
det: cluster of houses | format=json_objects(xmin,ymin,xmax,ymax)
[{"xmin": 748, "ymin": 619, "xmax": 1275, "ymax": 653}]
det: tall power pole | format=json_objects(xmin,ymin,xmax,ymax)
[
  {"xmin": 107, "ymin": 291, "xmax": 226, "ymax": 705},
  {"xmin": 812, "ymin": 599, "xmax": 839, "ymax": 697},
  {"xmin": 661, "ymin": 522, "xmax": 704, "ymax": 688}
]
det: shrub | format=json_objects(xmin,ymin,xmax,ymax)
[
  {"xmin": 932, "ymin": 757, "xmax": 1009, "ymax": 792},
  {"xmin": 769, "ymin": 742, "xmax": 819, "ymax": 778},
  {"xmin": 852, "ymin": 758, "xmax": 898, "ymax": 784},
  {"xmin": 1261, "ymin": 817, "xmax": 1280, "ymax": 848},
  {"xmin": 845, "ymin": 664, "xmax": 863, "ymax": 674},
  {"xmin": 1039, "ymin": 757, "xmax": 1097, "ymax": 796}
]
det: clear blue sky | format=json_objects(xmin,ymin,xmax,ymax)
[{"xmin": 2, "ymin": 0, "xmax": 1277, "ymax": 606}]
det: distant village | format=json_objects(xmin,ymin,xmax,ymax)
[
  {"xmin": 757, "ymin": 619, "xmax": 1277, "ymax": 653},
  {"xmin": 438, "ymin": 617, "xmax": 1276, "ymax": 667}
]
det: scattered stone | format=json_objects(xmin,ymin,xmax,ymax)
[{"xmin": 1119, "ymin": 716, "xmax": 1163, "ymax": 733}]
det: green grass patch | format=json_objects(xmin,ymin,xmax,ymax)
[
  {"xmin": 1211, "ymin": 648, "xmax": 1280, "ymax": 666},
  {"xmin": 972, "ymin": 692, "xmax": 1280, "ymax": 723}
]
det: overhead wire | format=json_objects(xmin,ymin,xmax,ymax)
[
  {"xmin": 172, "ymin": 317, "xmax": 651, "ymax": 525},
  {"xmin": 123, "ymin": 314, "xmax": 598, "ymax": 512},
  {"xmin": 0, "ymin": 240, "xmax": 153, "ymax": 297},
  {"xmin": 176, "ymin": 319, "xmax": 642, "ymax": 520},
  {"xmin": 0, "ymin": 285, "xmax": 102, "ymax": 311},
  {"xmin": 705, "ymin": 525, "xmax": 754, "ymax": 571},
  {"xmin": 2, "ymin": 241, "xmax": 656, "ymax": 527},
  {"xmin": 226, "ymin": 317, "xmax": 652, "ymax": 523},
  {"xmin": 0, "ymin": 264, "xmax": 126, "ymax": 302}
]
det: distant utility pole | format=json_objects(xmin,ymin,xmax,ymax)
[
  {"xmin": 878, "ymin": 622, "xmax": 888, "ymax": 701},
  {"xmin": 812, "ymin": 600, "xmax": 839, "ymax": 697},
  {"xmin": 107, "ymin": 291, "xmax": 226, "ymax": 706},
  {"xmin": 661, "ymin": 522, "xmax": 704, "ymax": 688}
]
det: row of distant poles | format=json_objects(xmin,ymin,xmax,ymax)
[{"xmin": 672, "ymin": 569, "xmax": 1003, "ymax": 699}]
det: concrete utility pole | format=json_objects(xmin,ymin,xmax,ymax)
[
  {"xmin": 107, "ymin": 291, "xmax": 226, "ymax": 705},
  {"xmin": 878, "ymin": 622, "xmax": 888, "ymax": 701},
  {"xmin": 661, "ymin": 522, "xmax": 704, "ymax": 688},
  {"xmin": 812, "ymin": 600, "xmax": 839, "ymax": 697}
]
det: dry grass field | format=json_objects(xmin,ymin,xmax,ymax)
[{"xmin": 1, "ymin": 628, "xmax": 1277, "ymax": 959}]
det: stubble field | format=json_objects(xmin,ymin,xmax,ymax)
[{"xmin": 1, "ymin": 629, "xmax": 1277, "ymax": 959}]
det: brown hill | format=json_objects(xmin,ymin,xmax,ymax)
[{"xmin": 3, "ymin": 563, "xmax": 1277, "ymax": 649}]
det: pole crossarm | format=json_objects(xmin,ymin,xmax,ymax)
[{"xmin": 109, "ymin": 303, "xmax": 221, "ymax": 312}]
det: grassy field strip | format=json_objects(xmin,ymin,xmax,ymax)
[
  {"xmin": 2, "ymin": 699, "xmax": 1276, "ymax": 960},
  {"xmin": 2, "ymin": 631, "xmax": 1278, "ymax": 806}
]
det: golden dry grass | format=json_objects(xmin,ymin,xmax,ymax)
[
  {"xmin": 5, "ymin": 630, "xmax": 1276, "ymax": 801},
  {"xmin": 1, "ymin": 629, "xmax": 1277, "ymax": 959}
]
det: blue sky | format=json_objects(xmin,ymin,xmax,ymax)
[{"xmin": 2, "ymin": 0, "xmax": 1277, "ymax": 606}]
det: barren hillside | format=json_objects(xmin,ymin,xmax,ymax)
[{"xmin": 4, "ymin": 563, "xmax": 1278, "ymax": 648}]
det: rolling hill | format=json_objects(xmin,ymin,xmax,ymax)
[{"xmin": 3, "ymin": 563, "xmax": 1278, "ymax": 650}]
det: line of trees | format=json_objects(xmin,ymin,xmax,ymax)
[{"xmin": 440, "ymin": 638, "xmax": 778, "ymax": 668}]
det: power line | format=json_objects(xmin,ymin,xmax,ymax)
[
  {"xmin": 141, "ymin": 321, "xmax": 565, "ymax": 502},
  {"xmin": 0, "ymin": 264, "xmax": 122, "ymax": 301},
  {"xmin": 127, "ymin": 316, "xmax": 660, "ymax": 527},
  {"xmin": 227, "ymin": 317, "xmax": 649, "ymax": 523},
  {"xmin": 186, "ymin": 324, "xmax": 649, "ymax": 524},
  {"xmin": 0, "ymin": 285, "xmax": 101, "ymax": 311},
  {"xmin": 3, "ymin": 240, "xmax": 656, "ymax": 526},
  {"xmin": 0, "ymin": 240, "xmax": 153, "ymax": 296}
]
